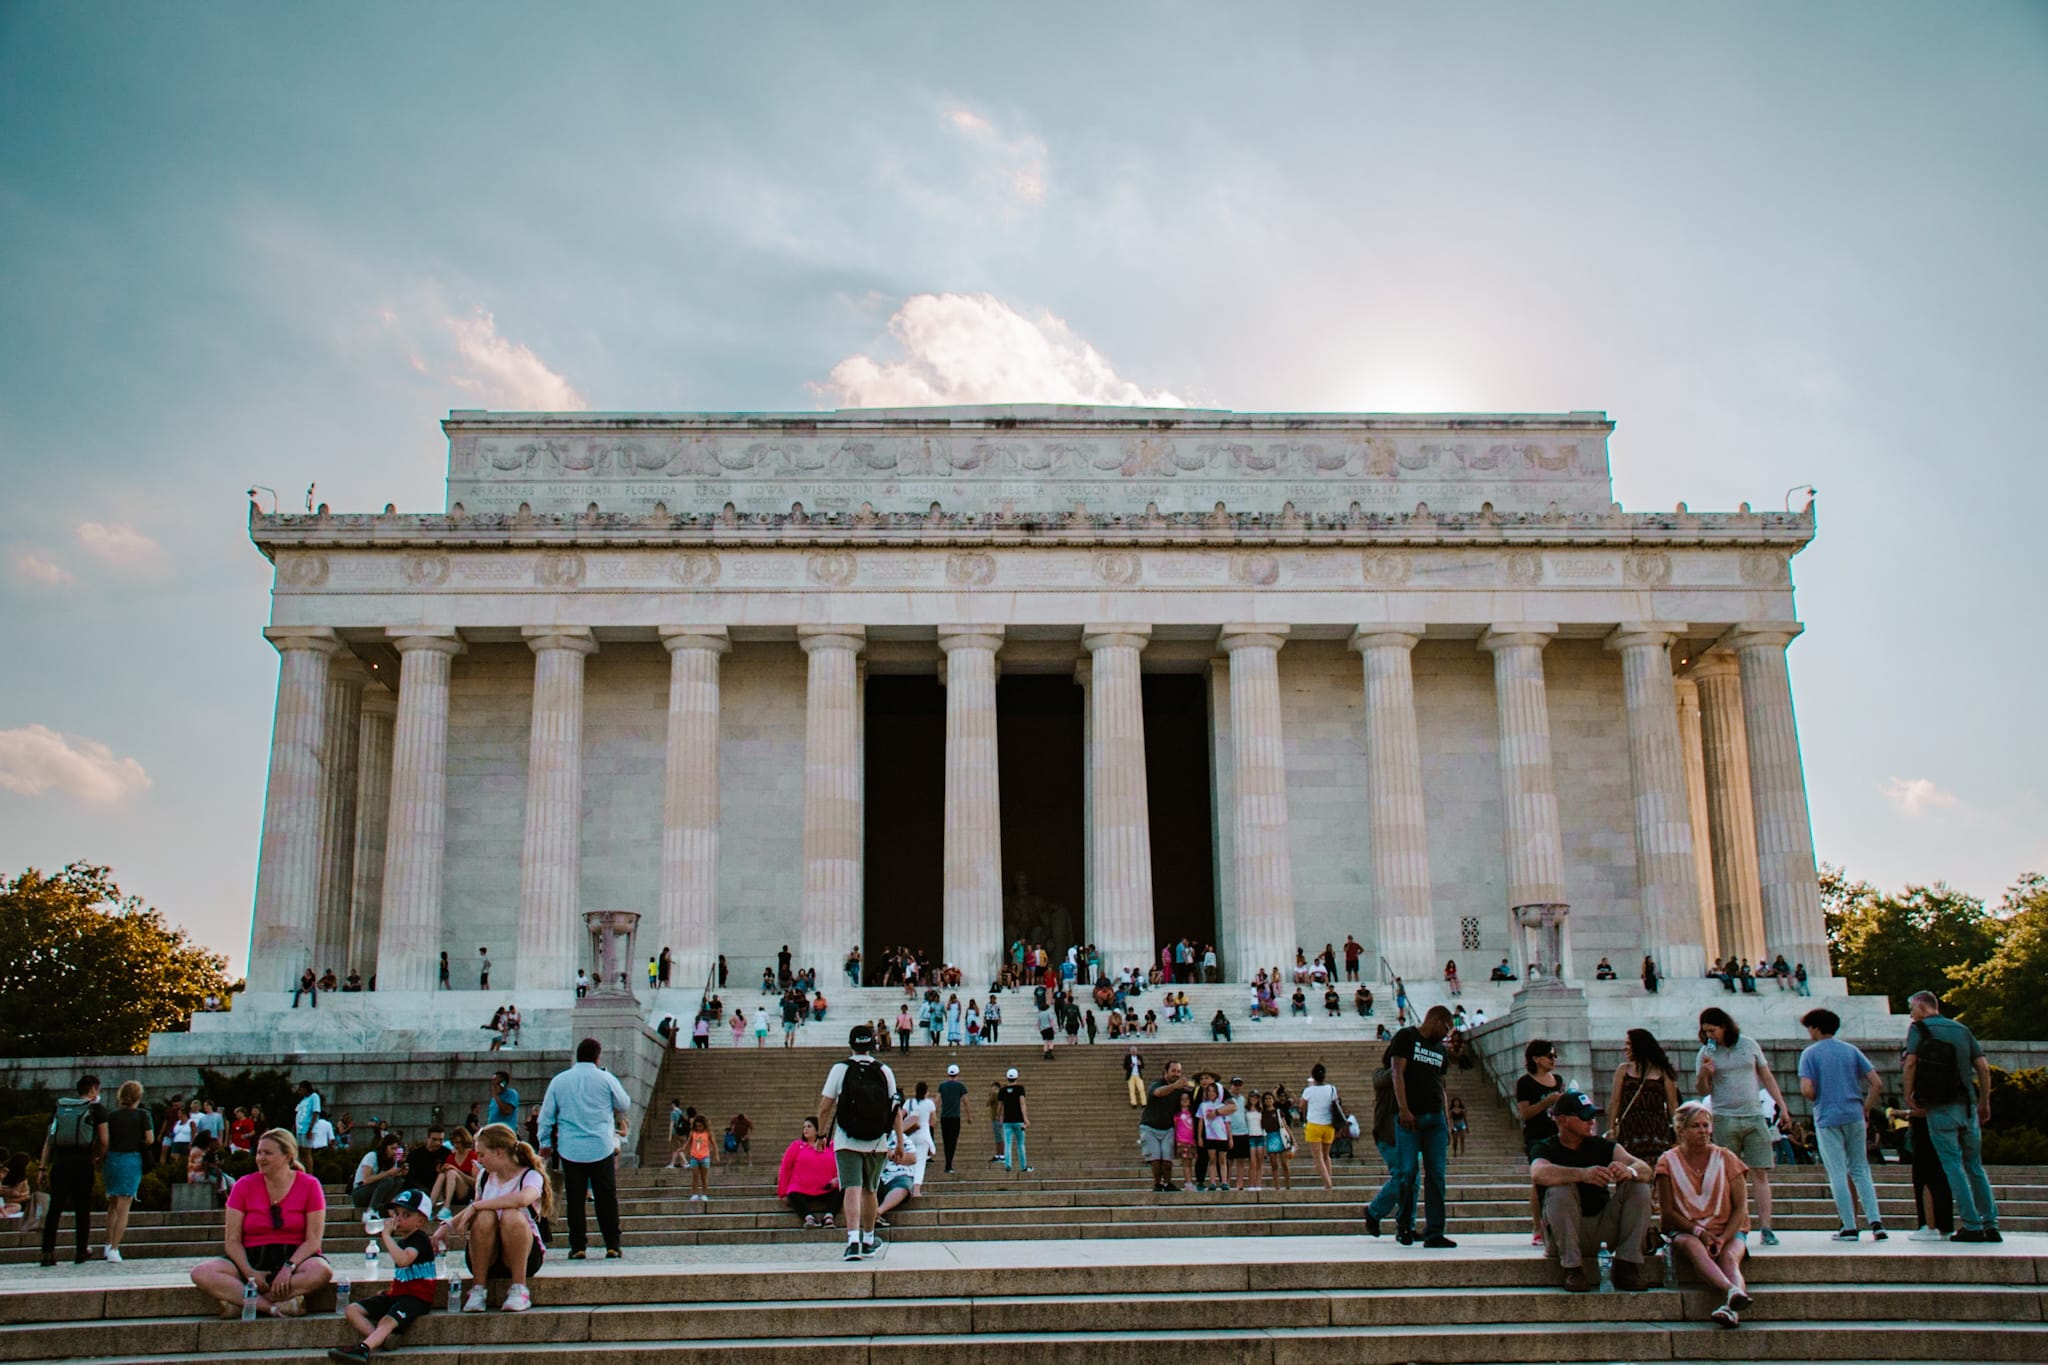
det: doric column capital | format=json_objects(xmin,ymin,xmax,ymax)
[
  {"xmin": 937, "ymin": 625, "xmax": 1006, "ymax": 655},
  {"xmin": 658, "ymin": 625, "xmax": 731, "ymax": 655},
  {"xmin": 1082, "ymin": 623, "xmax": 1151, "ymax": 653},
  {"xmin": 360, "ymin": 685, "xmax": 398, "ymax": 719},
  {"xmin": 1479, "ymin": 624, "xmax": 1558, "ymax": 654},
  {"xmin": 1217, "ymin": 624, "xmax": 1288, "ymax": 654},
  {"xmin": 264, "ymin": 626, "xmax": 341, "ymax": 655},
  {"xmin": 797, "ymin": 624, "xmax": 866, "ymax": 655},
  {"xmin": 1725, "ymin": 621, "xmax": 1805, "ymax": 652},
  {"xmin": 386, "ymin": 627, "xmax": 465, "ymax": 657},
  {"xmin": 522, "ymin": 625, "xmax": 598, "ymax": 656},
  {"xmin": 1605, "ymin": 622, "xmax": 1687, "ymax": 654},
  {"xmin": 1348, "ymin": 624, "xmax": 1429, "ymax": 654},
  {"xmin": 1688, "ymin": 648, "xmax": 1741, "ymax": 682}
]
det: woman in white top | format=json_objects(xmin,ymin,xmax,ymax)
[
  {"xmin": 900, "ymin": 1084, "xmax": 938, "ymax": 1193},
  {"xmin": 444, "ymin": 1123, "xmax": 552, "ymax": 1313},
  {"xmin": 1300, "ymin": 1064, "xmax": 1341, "ymax": 1190}
]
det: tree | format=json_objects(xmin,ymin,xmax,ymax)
[
  {"xmin": 1823, "ymin": 868, "xmax": 2003, "ymax": 1013},
  {"xmin": 0, "ymin": 863, "xmax": 237, "ymax": 1058},
  {"xmin": 1946, "ymin": 873, "xmax": 2048, "ymax": 1040}
]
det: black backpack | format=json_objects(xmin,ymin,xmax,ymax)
[
  {"xmin": 836, "ymin": 1058, "xmax": 893, "ymax": 1141},
  {"xmin": 1910, "ymin": 1022, "xmax": 1966, "ymax": 1107}
]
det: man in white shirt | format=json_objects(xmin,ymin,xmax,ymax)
[
  {"xmin": 818, "ymin": 1024, "xmax": 903, "ymax": 1260},
  {"xmin": 307, "ymin": 1114, "xmax": 336, "ymax": 1150}
]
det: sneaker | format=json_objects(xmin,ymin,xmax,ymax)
[
  {"xmin": 1363, "ymin": 1209, "xmax": 1382, "ymax": 1238},
  {"xmin": 566, "ymin": 1249, "xmax": 587, "ymax": 1260},
  {"xmin": 1952, "ymin": 1229, "xmax": 1988, "ymax": 1243},
  {"xmin": 1610, "ymin": 1261, "xmax": 1645, "ymax": 1292},
  {"xmin": 1422, "ymin": 1236, "xmax": 1457, "ymax": 1249},
  {"xmin": 823, "ymin": 1215, "xmax": 835, "ymax": 1227},
  {"xmin": 1529, "ymin": 1232, "xmax": 1544, "ymax": 1247},
  {"xmin": 1982, "ymin": 1229, "xmax": 2004, "ymax": 1243},
  {"xmin": 1870, "ymin": 1224, "xmax": 1888, "ymax": 1242},
  {"xmin": 103, "ymin": 1247, "xmax": 122, "ymax": 1263},
  {"xmin": 1908, "ymin": 1226, "xmax": 1947, "ymax": 1242},
  {"xmin": 1830, "ymin": 1229, "xmax": 1858, "ymax": 1242},
  {"xmin": 1395, "ymin": 1228, "xmax": 1414, "ymax": 1246},
  {"xmin": 463, "ymin": 1286, "xmax": 489, "ymax": 1313},
  {"xmin": 841, "ymin": 1242, "xmax": 864, "ymax": 1262},
  {"xmin": 875, "ymin": 1217, "xmax": 891, "ymax": 1229},
  {"xmin": 503, "ymin": 1284, "xmax": 531, "ymax": 1312},
  {"xmin": 327, "ymin": 1349, "xmax": 371, "ymax": 1364},
  {"xmin": 803, "ymin": 1214, "xmax": 819, "ymax": 1228},
  {"xmin": 604, "ymin": 1248, "xmax": 623, "ymax": 1259},
  {"xmin": 1758, "ymin": 1228, "xmax": 1780, "ymax": 1247}
]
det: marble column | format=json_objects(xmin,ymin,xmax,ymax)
[
  {"xmin": 1082, "ymin": 624, "xmax": 1156, "ymax": 978},
  {"xmin": 249, "ymin": 626, "xmax": 340, "ymax": 994},
  {"xmin": 515, "ymin": 627, "xmax": 596, "ymax": 993},
  {"xmin": 658, "ymin": 627, "xmax": 728, "ymax": 995},
  {"xmin": 1691, "ymin": 650, "xmax": 1765, "ymax": 964},
  {"xmin": 1608, "ymin": 624, "xmax": 1707, "ymax": 980},
  {"xmin": 375, "ymin": 628, "xmax": 463, "ymax": 993},
  {"xmin": 1672, "ymin": 677, "xmax": 1720, "ymax": 964},
  {"xmin": 1218, "ymin": 626, "xmax": 1297, "ymax": 983},
  {"xmin": 312, "ymin": 654, "xmax": 368, "ymax": 980},
  {"xmin": 1349, "ymin": 625, "xmax": 1434, "ymax": 981},
  {"xmin": 1479, "ymin": 625, "xmax": 1573, "ymax": 979},
  {"xmin": 799, "ymin": 626, "xmax": 865, "ymax": 979},
  {"xmin": 1728, "ymin": 623, "xmax": 1829, "ymax": 974},
  {"xmin": 939, "ymin": 627, "xmax": 1004, "ymax": 989},
  {"xmin": 347, "ymin": 687, "xmax": 397, "ymax": 983}
]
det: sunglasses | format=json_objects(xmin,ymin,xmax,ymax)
[{"xmin": 267, "ymin": 1202, "xmax": 285, "ymax": 1230}]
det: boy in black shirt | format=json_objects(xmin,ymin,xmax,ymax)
[{"xmin": 331, "ymin": 1187, "xmax": 437, "ymax": 1360}]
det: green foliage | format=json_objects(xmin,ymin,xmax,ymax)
[
  {"xmin": 0, "ymin": 864, "xmax": 237, "ymax": 1057},
  {"xmin": 0, "ymin": 1082, "xmax": 56, "ymax": 1162},
  {"xmin": 1945, "ymin": 876, "xmax": 2048, "ymax": 1040},
  {"xmin": 1821, "ymin": 864, "xmax": 2004, "ymax": 1013},
  {"xmin": 1981, "ymin": 1127, "xmax": 2048, "ymax": 1165}
]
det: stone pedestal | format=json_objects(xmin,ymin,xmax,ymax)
[
  {"xmin": 1083, "ymin": 624, "xmax": 1156, "ymax": 979},
  {"xmin": 375, "ymin": 628, "xmax": 464, "ymax": 994},
  {"xmin": 1218, "ymin": 626, "xmax": 1296, "ymax": 982},
  {"xmin": 798, "ymin": 627, "xmax": 865, "ymax": 980},
  {"xmin": 584, "ymin": 909, "xmax": 642, "ymax": 997},
  {"xmin": 1350, "ymin": 626, "xmax": 1434, "ymax": 980},
  {"xmin": 1608, "ymin": 624, "xmax": 1706, "ymax": 981},
  {"xmin": 1481, "ymin": 626, "xmax": 1573, "ymax": 978},
  {"xmin": 250, "ymin": 626, "xmax": 341, "ymax": 994},
  {"xmin": 658, "ymin": 627, "xmax": 728, "ymax": 996},
  {"xmin": 939, "ymin": 627, "xmax": 1004, "ymax": 989},
  {"xmin": 517, "ymin": 628, "xmax": 597, "ymax": 992}
]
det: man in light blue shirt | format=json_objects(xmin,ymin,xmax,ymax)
[
  {"xmin": 1796, "ymin": 1008, "xmax": 1884, "ymax": 1241},
  {"xmin": 537, "ymin": 1038, "xmax": 631, "ymax": 1258}
]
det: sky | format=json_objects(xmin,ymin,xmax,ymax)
[{"xmin": 2, "ymin": 3, "xmax": 2044, "ymax": 975}]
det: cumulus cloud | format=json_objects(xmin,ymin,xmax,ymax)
[
  {"xmin": 1883, "ymin": 776, "xmax": 1961, "ymax": 816},
  {"xmin": 8, "ymin": 548, "xmax": 74, "ymax": 587},
  {"xmin": 941, "ymin": 105, "xmax": 1049, "ymax": 205},
  {"xmin": 814, "ymin": 293, "xmax": 1189, "ymax": 409},
  {"xmin": 73, "ymin": 521, "xmax": 160, "ymax": 566},
  {"xmin": 0, "ymin": 724, "xmax": 151, "ymax": 802},
  {"xmin": 444, "ymin": 309, "xmax": 589, "ymax": 411}
]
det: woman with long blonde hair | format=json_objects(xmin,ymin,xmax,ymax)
[
  {"xmin": 189, "ymin": 1128, "xmax": 331, "ymax": 1317},
  {"xmin": 442, "ymin": 1123, "xmax": 552, "ymax": 1312}
]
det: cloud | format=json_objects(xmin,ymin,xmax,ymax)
[
  {"xmin": 73, "ymin": 521, "xmax": 160, "ymax": 566},
  {"xmin": 8, "ymin": 548, "xmax": 75, "ymax": 587},
  {"xmin": 1883, "ymin": 776, "xmax": 1961, "ymax": 816},
  {"xmin": 940, "ymin": 105, "xmax": 1049, "ymax": 205},
  {"xmin": 443, "ymin": 309, "xmax": 589, "ymax": 411},
  {"xmin": 0, "ymin": 724, "xmax": 151, "ymax": 802},
  {"xmin": 814, "ymin": 293, "xmax": 1190, "ymax": 409}
]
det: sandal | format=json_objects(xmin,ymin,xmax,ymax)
[
  {"xmin": 823, "ymin": 1215, "xmax": 835, "ymax": 1227},
  {"xmin": 269, "ymin": 1296, "xmax": 305, "ymax": 1317},
  {"xmin": 1709, "ymin": 1304, "xmax": 1739, "ymax": 1328},
  {"xmin": 803, "ymin": 1215, "xmax": 819, "ymax": 1228}
]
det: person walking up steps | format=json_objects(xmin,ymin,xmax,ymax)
[
  {"xmin": 1365, "ymin": 1005, "xmax": 1456, "ymax": 1247},
  {"xmin": 998, "ymin": 1068, "xmax": 1032, "ymax": 1173},
  {"xmin": 938, "ymin": 1065, "xmax": 967, "ymax": 1174},
  {"xmin": 818, "ymin": 1024, "xmax": 902, "ymax": 1260}
]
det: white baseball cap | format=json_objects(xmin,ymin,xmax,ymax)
[
  {"xmin": 946, "ymin": 1064, "xmax": 960, "ymax": 1076},
  {"xmin": 1005, "ymin": 1067, "xmax": 1019, "ymax": 1080}
]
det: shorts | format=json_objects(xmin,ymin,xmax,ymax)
[
  {"xmin": 783, "ymin": 1020, "xmax": 798, "ymax": 1034},
  {"xmin": 1302, "ymin": 1122, "xmax": 1335, "ymax": 1145},
  {"xmin": 103, "ymin": 1151, "xmax": 143, "ymax": 1199},
  {"xmin": 879, "ymin": 1173, "xmax": 913, "ymax": 1199},
  {"xmin": 1202, "ymin": 1138, "xmax": 1230, "ymax": 1155},
  {"xmin": 1175, "ymin": 1142, "xmax": 1197, "ymax": 1160},
  {"xmin": 1230, "ymin": 1135, "xmax": 1251, "ymax": 1159},
  {"xmin": 1264, "ymin": 1132, "xmax": 1286, "ymax": 1155},
  {"xmin": 687, "ymin": 1157, "xmax": 710, "ymax": 1170},
  {"xmin": 356, "ymin": 1291, "xmax": 432, "ymax": 1332},
  {"xmin": 1138, "ymin": 1125, "xmax": 1174, "ymax": 1162},
  {"xmin": 246, "ymin": 1243, "xmax": 328, "ymax": 1277},
  {"xmin": 485, "ymin": 1233, "xmax": 546, "ymax": 1279},
  {"xmin": 1713, "ymin": 1112, "xmax": 1777, "ymax": 1169},
  {"xmin": 834, "ymin": 1147, "xmax": 889, "ymax": 1193},
  {"xmin": 1040, "ymin": 1028, "xmax": 1055, "ymax": 1042}
]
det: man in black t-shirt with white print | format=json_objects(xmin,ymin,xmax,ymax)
[
  {"xmin": 1529, "ymin": 1092, "xmax": 1654, "ymax": 1292},
  {"xmin": 1363, "ymin": 1006, "xmax": 1455, "ymax": 1247}
]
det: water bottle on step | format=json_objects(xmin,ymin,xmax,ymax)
[{"xmin": 241, "ymin": 1278, "xmax": 258, "ymax": 1322}]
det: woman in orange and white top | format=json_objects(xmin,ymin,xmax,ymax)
[{"xmin": 1655, "ymin": 1101, "xmax": 1752, "ymax": 1328}]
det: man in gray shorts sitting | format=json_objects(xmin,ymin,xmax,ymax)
[
  {"xmin": 1139, "ymin": 1059, "xmax": 1195, "ymax": 1192},
  {"xmin": 819, "ymin": 1023, "xmax": 904, "ymax": 1261}
]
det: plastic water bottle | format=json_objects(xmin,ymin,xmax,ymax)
[
  {"xmin": 363, "ymin": 1238, "xmax": 378, "ymax": 1275},
  {"xmin": 446, "ymin": 1262, "xmax": 464, "ymax": 1313},
  {"xmin": 334, "ymin": 1271, "xmax": 351, "ymax": 1315},
  {"xmin": 241, "ymin": 1278, "xmax": 258, "ymax": 1322}
]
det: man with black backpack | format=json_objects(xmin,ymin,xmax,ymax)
[
  {"xmin": 1903, "ymin": 991, "xmax": 2000, "ymax": 1242},
  {"xmin": 36, "ymin": 1075, "xmax": 108, "ymax": 1266},
  {"xmin": 818, "ymin": 1023, "xmax": 903, "ymax": 1260}
]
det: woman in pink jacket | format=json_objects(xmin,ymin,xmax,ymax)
[{"xmin": 776, "ymin": 1118, "xmax": 842, "ymax": 1228}]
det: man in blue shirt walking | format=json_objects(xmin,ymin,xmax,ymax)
[
  {"xmin": 1796, "ymin": 1008, "xmax": 1885, "ymax": 1240},
  {"xmin": 537, "ymin": 1037, "xmax": 632, "ymax": 1258}
]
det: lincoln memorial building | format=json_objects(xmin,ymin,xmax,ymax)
[{"xmin": 199, "ymin": 404, "xmax": 1842, "ymax": 1048}]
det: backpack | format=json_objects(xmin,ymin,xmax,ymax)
[
  {"xmin": 1910, "ymin": 1022, "xmax": 1966, "ymax": 1107},
  {"xmin": 836, "ymin": 1058, "xmax": 893, "ymax": 1141},
  {"xmin": 48, "ymin": 1097, "xmax": 96, "ymax": 1150}
]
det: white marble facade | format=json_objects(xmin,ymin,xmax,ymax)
[{"xmin": 241, "ymin": 406, "xmax": 1827, "ymax": 998}]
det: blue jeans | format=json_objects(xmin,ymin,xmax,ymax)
[
  {"xmin": 1366, "ymin": 1139, "xmax": 1410, "ymax": 1216},
  {"xmin": 1815, "ymin": 1119, "xmax": 1881, "ymax": 1229},
  {"xmin": 1924, "ymin": 1103, "xmax": 1998, "ymax": 1231},
  {"xmin": 1003, "ymin": 1122, "xmax": 1029, "ymax": 1170},
  {"xmin": 1366, "ymin": 1111, "xmax": 1447, "ymax": 1237}
]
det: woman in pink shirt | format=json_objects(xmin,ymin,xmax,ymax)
[
  {"xmin": 189, "ymin": 1128, "xmax": 331, "ymax": 1317},
  {"xmin": 775, "ymin": 1118, "xmax": 842, "ymax": 1228}
]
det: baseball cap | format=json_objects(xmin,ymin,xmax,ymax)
[
  {"xmin": 946, "ymin": 1064, "xmax": 960, "ymax": 1076},
  {"xmin": 1229, "ymin": 1076, "xmax": 1243, "ymax": 1085},
  {"xmin": 382, "ymin": 1187, "xmax": 432, "ymax": 1217},
  {"xmin": 848, "ymin": 1023, "xmax": 875, "ymax": 1052},
  {"xmin": 1555, "ymin": 1092, "xmax": 1601, "ymax": 1121},
  {"xmin": 1005, "ymin": 1067, "xmax": 1019, "ymax": 1080}
]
